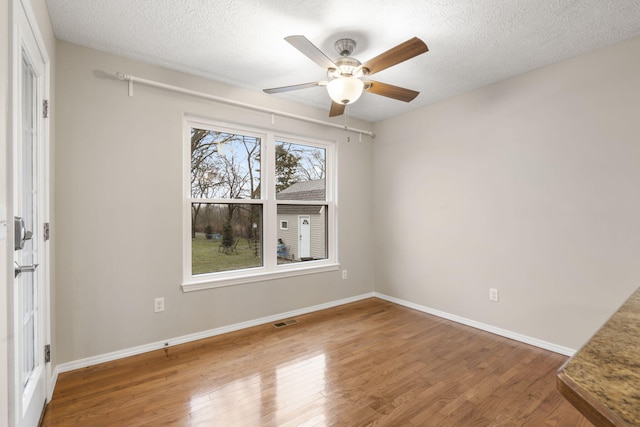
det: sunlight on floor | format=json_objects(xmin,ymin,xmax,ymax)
[
  {"xmin": 276, "ymin": 354, "xmax": 327, "ymax": 425},
  {"xmin": 186, "ymin": 353, "xmax": 327, "ymax": 425}
]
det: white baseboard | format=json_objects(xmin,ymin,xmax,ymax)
[
  {"xmin": 50, "ymin": 290, "xmax": 574, "ymax": 396},
  {"xmin": 53, "ymin": 292, "xmax": 376, "ymax": 378},
  {"xmin": 373, "ymin": 292, "xmax": 576, "ymax": 357}
]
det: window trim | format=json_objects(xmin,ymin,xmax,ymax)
[
  {"xmin": 182, "ymin": 262, "xmax": 340, "ymax": 292},
  {"xmin": 279, "ymin": 220, "xmax": 288, "ymax": 230},
  {"xmin": 182, "ymin": 116, "xmax": 338, "ymax": 291}
]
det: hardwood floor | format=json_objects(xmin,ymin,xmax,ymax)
[{"xmin": 41, "ymin": 298, "xmax": 591, "ymax": 426}]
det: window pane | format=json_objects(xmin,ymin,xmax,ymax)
[
  {"xmin": 275, "ymin": 141, "xmax": 325, "ymax": 201},
  {"xmin": 276, "ymin": 205, "xmax": 327, "ymax": 264},
  {"xmin": 191, "ymin": 128, "xmax": 261, "ymax": 199},
  {"xmin": 192, "ymin": 203, "xmax": 263, "ymax": 274}
]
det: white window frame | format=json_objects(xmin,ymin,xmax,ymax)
[
  {"xmin": 279, "ymin": 220, "xmax": 288, "ymax": 230},
  {"xmin": 182, "ymin": 116, "xmax": 338, "ymax": 291}
]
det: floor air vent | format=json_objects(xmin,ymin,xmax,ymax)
[{"xmin": 273, "ymin": 319, "xmax": 299, "ymax": 328}]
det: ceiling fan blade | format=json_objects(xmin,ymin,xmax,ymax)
[
  {"xmin": 285, "ymin": 35, "xmax": 339, "ymax": 70},
  {"xmin": 329, "ymin": 102, "xmax": 345, "ymax": 117},
  {"xmin": 263, "ymin": 81, "xmax": 323, "ymax": 94},
  {"xmin": 360, "ymin": 37, "xmax": 428, "ymax": 76},
  {"xmin": 364, "ymin": 81, "xmax": 420, "ymax": 102}
]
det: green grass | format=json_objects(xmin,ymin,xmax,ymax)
[{"xmin": 192, "ymin": 233, "xmax": 262, "ymax": 275}]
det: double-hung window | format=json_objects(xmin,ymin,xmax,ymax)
[{"xmin": 183, "ymin": 117, "xmax": 337, "ymax": 290}]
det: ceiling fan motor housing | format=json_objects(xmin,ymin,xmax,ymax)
[
  {"xmin": 329, "ymin": 38, "xmax": 366, "ymax": 79},
  {"xmin": 328, "ymin": 57, "xmax": 364, "ymax": 80}
]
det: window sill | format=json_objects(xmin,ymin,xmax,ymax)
[{"xmin": 182, "ymin": 262, "xmax": 340, "ymax": 292}]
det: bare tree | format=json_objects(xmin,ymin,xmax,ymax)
[
  {"xmin": 297, "ymin": 147, "xmax": 325, "ymax": 181},
  {"xmin": 190, "ymin": 129, "xmax": 235, "ymax": 238},
  {"xmin": 204, "ymin": 134, "xmax": 260, "ymax": 247}
]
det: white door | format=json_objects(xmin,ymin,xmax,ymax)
[
  {"xmin": 298, "ymin": 216, "xmax": 310, "ymax": 259},
  {"xmin": 12, "ymin": 1, "xmax": 50, "ymax": 425}
]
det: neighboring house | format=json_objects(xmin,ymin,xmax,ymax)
[{"xmin": 276, "ymin": 179, "xmax": 326, "ymax": 261}]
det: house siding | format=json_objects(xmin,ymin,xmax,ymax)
[{"xmin": 276, "ymin": 209, "xmax": 326, "ymax": 261}]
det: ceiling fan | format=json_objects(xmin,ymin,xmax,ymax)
[{"xmin": 263, "ymin": 35, "xmax": 429, "ymax": 117}]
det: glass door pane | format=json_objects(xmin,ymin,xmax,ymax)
[{"xmin": 20, "ymin": 54, "xmax": 38, "ymax": 390}]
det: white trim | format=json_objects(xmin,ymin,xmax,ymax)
[
  {"xmin": 54, "ymin": 293, "xmax": 375, "ymax": 374},
  {"xmin": 10, "ymin": 1, "xmax": 52, "ymax": 425},
  {"xmin": 182, "ymin": 262, "xmax": 340, "ymax": 292},
  {"xmin": 183, "ymin": 117, "xmax": 338, "ymax": 290},
  {"xmin": 373, "ymin": 292, "xmax": 576, "ymax": 356},
  {"xmin": 50, "ymin": 291, "xmax": 575, "ymax": 397}
]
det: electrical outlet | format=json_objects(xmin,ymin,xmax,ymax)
[
  {"xmin": 489, "ymin": 288, "xmax": 499, "ymax": 302},
  {"xmin": 342, "ymin": 270, "xmax": 348, "ymax": 280},
  {"xmin": 154, "ymin": 297, "xmax": 165, "ymax": 313}
]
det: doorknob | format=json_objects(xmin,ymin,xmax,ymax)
[
  {"xmin": 15, "ymin": 262, "xmax": 39, "ymax": 278},
  {"xmin": 14, "ymin": 216, "xmax": 33, "ymax": 250}
]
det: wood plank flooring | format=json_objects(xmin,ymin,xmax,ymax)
[{"xmin": 41, "ymin": 298, "xmax": 591, "ymax": 426}]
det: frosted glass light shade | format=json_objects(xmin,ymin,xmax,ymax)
[{"xmin": 327, "ymin": 77, "xmax": 364, "ymax": 105}]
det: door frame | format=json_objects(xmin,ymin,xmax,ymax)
[{"xmin": 8, "ymin": 0, "xmax": 51, "ymax": 425}]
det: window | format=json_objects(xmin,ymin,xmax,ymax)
[
  {"xmin": 183, "ymin": 118, "xmax": 337, "ymax": 290},
  {"xmin": 275, "ymin": 140, "xmax": 328, "ymax": 265}
]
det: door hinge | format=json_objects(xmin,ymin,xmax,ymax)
[
  {"xmin": 44, "ymin": 344, "xmax": 51, "ymax": 363},
  {"xmin": 43, "ymin": 222, "xmax": 50, "ymax": 241},
  {"xmin": 43, "ymin": 100, "xmax": 49, "ymax": 118}
]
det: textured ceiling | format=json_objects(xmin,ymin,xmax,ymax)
[{"xmin": 46, "ymin": 0, "xmax": 640, "ymax": 122}]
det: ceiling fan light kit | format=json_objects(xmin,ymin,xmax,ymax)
[
  {"xmin": 264, "ymin": 35, "xmax": 428, "ymax": 117},
  {"xmin": 327, "ymin": 76, "xmax": 364, "ymax": 105}
]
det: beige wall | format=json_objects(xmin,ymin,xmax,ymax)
[
  {"xmin": 5, "ymin": 0, "xmax": 638, "ymax": 419},
  {"xmin": 44, "ymin": 6, "xmax": 640, "ymax": 376},
  {"xmin": 373, "ymin": 35, "xmax": 640, "ymax": 350},
  {"xmin": 54, "ymin": 41, "xmax": 375, "ymax": 363}
]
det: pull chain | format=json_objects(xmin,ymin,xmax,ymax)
[{"xmin": 344, "ymin": 105, "xmax": 350, "ymax": 142}]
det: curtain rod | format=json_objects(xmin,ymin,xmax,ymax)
[{"xmin": 115, "ymin": 72, "xmax": 376, "ymax": 139}]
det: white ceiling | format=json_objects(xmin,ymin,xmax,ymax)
[{"xmin": 46, "ymin": 0, "xmax": 640, "ymax": 123}]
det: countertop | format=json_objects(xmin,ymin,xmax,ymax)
[{"xmin": 557, "ymin": 287, "xmax": 640, "ymax": 426}]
